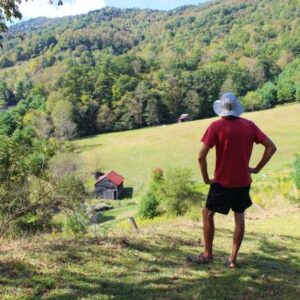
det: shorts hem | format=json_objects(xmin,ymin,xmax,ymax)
[
  {"xmin": 205, "ymin": 204, "xmax": 230, "ymax": 215},
  {"xmin": 232, "ymin": 201, "xmax": 252, "ymax": 213}
]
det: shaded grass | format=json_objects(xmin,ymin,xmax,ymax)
[
  {"xmin": 1, "ymin": 207, "xmax": 299, "ymax": 299},
  {"xmin": 96, "ymin": 204, "xmax": 139, "ymax": 226}
]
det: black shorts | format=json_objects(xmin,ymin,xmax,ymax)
[{"xmin": 206, "ymin": 183, "xmax": 252, "ymax": 215}]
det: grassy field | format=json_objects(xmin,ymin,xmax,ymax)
[
  {"xmin": 1, "ymin": 104, "xmax": 300, "ymax": 299},
  {"xmin": 1, "ymin": 204, "xmax": 299, "ymax": 299},
  {"xmin": 75, "ymin": 103, "xmax": 300, "ymax": 192}
]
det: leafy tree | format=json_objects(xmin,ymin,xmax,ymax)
[
  {"xmin": 183, "ymin": 90, "xmax": 201, "ymax": 119},
  {"xmin": 144, "ymin": 94, "xmax": 160, "ymax": 126},
  {"xmin": 139, "ymin": 191, "xmax": 160, "ymax": 219},
  {"xmin": 277, "ymin": 80, "xmax": 295, "ymax": 104},
  {"xmin": 46, "ymin": 90, "xmax": 64, "ymax": 113},
  {"xmin": 12, "ymin": 126, "xmax": 36, "ymax": 146},
  {"xmin": 96, "ymin": 104, "xmax": 115, "ymax": 132},
  {"xmin": 0, "ymin": 133, "xmax": 86, "ymax": 238},
  {"xmin": 48, "ymin": 152, "xmax": 82, "ymax": 180},
  {"xmin": 23, "ymin": 110, "xmax": 52, "ymax": 138},
  {"xmin": 118, "ymin": 92, "xmax": 142, "ymax": 129},
  {"xmin": 51, "ymin": 100, "xmax": 77, "ymax": 140},
  {"xmin": 14, "ymin": 81, "xmax": 25, "ymax": 102},
  {"xmin": 276, "ymin": 59, "xmax": 299, "ymax": 104},
  {"xmin": 0, "ymin": 56, "xmax": 13, "ymax": 68},
  {"xmin": 241, "ymin": 91, "xmax": 262, "ymax": 112},
  {"xmin": 0, "ymin": 82, "xmax": 10, "ymax": 107},
  {"xmin": 132, "ymin": 81, "xmax": 149, "ymax": 126},
  {"xmin": 229, "ymin": 66, "xmax": 255, "ymax": 96},
  {"xmin": 162, "ymin": 75, "xmax": 183, "ymax": 119},
  {"xmin": 193, "ymin": 63, "xmax": 228, "ymax": 117},
  {"xmin": 112, "ymin": 75, "xmax": 138, "ymax": 101},
  {"xmin": 139, "ymin": 168, "xmax": 164, "ymax": 219},
  {"xmin": 257, "ymin": 81, "xmax": 277, "ymax": 108},
  {"xmin": 0, "ymin": 109, "xmax": 20, "ymax": 135}
]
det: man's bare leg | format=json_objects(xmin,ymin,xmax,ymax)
[
  {"xmin": 229, "ymin": 212, "xmax": 245, "ymax": 266},
  {"xmin": 202, "ymin": 207, "xmax": 215, "ymax": 258}
]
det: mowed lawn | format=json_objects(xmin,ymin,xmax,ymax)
[{"xmin": 75, "ymin": 103, "xmax": 300, "ymax": 191}]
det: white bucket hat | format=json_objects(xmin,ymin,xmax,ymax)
[{"xmin": 213, "ymin": 92, "xmax": 244, "ymax": 117}]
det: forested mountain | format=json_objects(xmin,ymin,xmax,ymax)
[{"xmin": 0, "ymin": 0, "xmax": 299, "ymax": 139}]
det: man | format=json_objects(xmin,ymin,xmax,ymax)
[{"xmin": 188, "ymin": 92, "xmax": 276, "ymax": 268}]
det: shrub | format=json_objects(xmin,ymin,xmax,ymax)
[
  {"xmin": 139, "ymin": 168, "xmax": 163, "ymax": 219},
  {"xmin": 152, "ymin": 167, "xmax": 164, "ymax": 182},
  {"xmin": 157, "ymin": 168, "xmax": 205, "ymax": 216},
  {"xmin": 63, "ymin": 213, "xmax": 88, "ymax": 235},
  {"xmin": 292, "ymin": 155, "xmax": 300, "ymax": 190},
  {"xmin": 139, "ymin": 191, "xmax": 160, "ymax": 219},
  {"xmin": 139, "ymin": 168, "xmax": 205, "ymax": 218},
  {"xmin": 14, "ymin": 211, "xmax": 53, "ymax": 235}
]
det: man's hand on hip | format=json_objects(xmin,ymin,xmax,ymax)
[
  {"xmin": 204, "ymin": 178, "xmax": 215, "ymax": 185},
  {"xmin": 248, "ymin": 167, "xmax": 258, "ymax": 174}
]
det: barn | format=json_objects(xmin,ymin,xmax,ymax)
[{"xmin": 95, "ymin": 170, "xmax": 124, "ymax": 200}]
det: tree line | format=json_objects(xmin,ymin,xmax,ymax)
[{"xmin": 0, "ymin": 1, "xmax": 298, "ymax": 140}]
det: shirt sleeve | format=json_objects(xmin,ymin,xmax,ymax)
[
  {"xmin": 201, "ymin": 124, "xmax": 216, "ymax": 148},
  {"xmin": 253, "ymin": 123, "xmax": 267, "ymax": 144}
]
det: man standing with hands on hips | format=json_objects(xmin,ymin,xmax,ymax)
[{"xmin": 188, "ymin": 92, "xmax": 276, "ymax": 269}]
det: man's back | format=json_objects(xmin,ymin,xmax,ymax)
[
  {"xmin": 201, "ymin": 117, "xmax": 267, "ymax": 187},
  {"xmin": 195, "ymin": 92, "xmax": 276, "ymax": 268}
]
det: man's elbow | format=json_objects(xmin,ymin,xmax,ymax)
[
  {"xmin": 269, "ymin": 144, "xmax": 277, "ymax": 155},
  {"xmin": 198, "ymin": 153, "xmax": 207, "ymax": 164},
  {"xmin": 263, "ymin": 138, "xmax": 277, "ymax": 155}
]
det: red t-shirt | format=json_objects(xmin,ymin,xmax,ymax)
[{"xmin": 201, "ymin": 117, "xmax": 267, "ymax": 188}]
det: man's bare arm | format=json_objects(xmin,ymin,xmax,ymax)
[
  {"xmin": 249, "ymin": 137, "xmax": 277, "ymax": 174},
  {"xmin": 198, "ymin": 143, "xmax": 214, "ymax": 184}
]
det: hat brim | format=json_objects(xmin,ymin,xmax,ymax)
[{"xmin": 213, "ymin": 99, "xmax": 244, "ymax": 117}]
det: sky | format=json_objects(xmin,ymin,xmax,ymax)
[{"xmin": 15, "ymin": 0, "xmax": 205, "ymax": 21}]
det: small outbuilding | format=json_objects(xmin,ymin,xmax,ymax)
[
  {"xmin": 178, "ymin": 113, "xmax": 192, "ymax": 123},
  {"xmin": 95, "ymin": 170, "xmax": 124, "ymax": 200}
]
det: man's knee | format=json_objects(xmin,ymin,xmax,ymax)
[
  {"xmin": 234, "ymin": 212, "xmax": 245, "ymax": 226},
  {"xmin": 202, "ymin": 207, "xmax": 215, "ymax": 220}
]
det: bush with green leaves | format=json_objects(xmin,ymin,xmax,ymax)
[
  {"xmin": 139, "ymin": 191, "xmax": 160, "ymax": 219},
  {"xmin": 157, "ymin": 168, "xmax": 204, "ymax": 216},
  {"xmin": 0, "ymin": 135, "xmax": 86, "ymax": 238},
  {"xmin": 139, "ymin": 168, "xmax": 164, "ymax": 218},
  {"xmin": 63, "ymin": 213, "xmax": 88, "ymax": 235},
  {"xmin": 292, "ymin": 154, "xmax": 300, "ymax": 190},
  {"xmin": 140, "ymin": 168, "xmax": 205, "ymax": 218}
]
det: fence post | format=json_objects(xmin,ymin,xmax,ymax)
[{"xmin": 128, "ymin": 216, "xmax": 139, "ymax": 232}]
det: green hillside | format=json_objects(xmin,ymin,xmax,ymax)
[
  {"xmin": 75, "ymin": 103, "xmax": 300, "ymax": 190},
  {"xmin": 0, "ymin": 2, "xmax": 299, "ymax": 298},
  {"xmin": 0, "ymin": 0, "xmax": 299, "ymax": 139}
]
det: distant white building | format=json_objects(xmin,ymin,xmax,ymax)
[{"xmin": 178, "ymin": 113, "xmax": 192, "ymax": 123}]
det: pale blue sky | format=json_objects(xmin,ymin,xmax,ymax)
[
  {"xmin": 106, "ymin": 0, "xmax": 205, "ymax": 10},
  {"xmin": 16, "ymin": 0, "xmax": 207, "ymax": 22}
]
